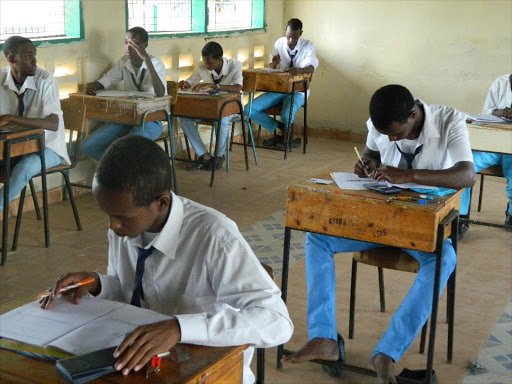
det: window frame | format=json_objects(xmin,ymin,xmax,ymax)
[
  {"xmin": 124, "ymin": 0, "xmax": 266, "ymax": 40},
  {"xmin": 0, "ymin": 0, "xmax": 84, "ymax": 49}
]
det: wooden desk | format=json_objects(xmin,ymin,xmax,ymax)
[
  {"xmin": 277, "ymin": 172, "xmax": 461, "ymax": 384},
  {"xmin": 0, "ymin": 344, "xmax": 247, "ymax": 383},
  {"xmin": 0, "ymin": 124, "xmax": 48, "ymax": 266},
  {"xmin": 467, "ymin": 122, "xmax": 512, "ymax": 154}
]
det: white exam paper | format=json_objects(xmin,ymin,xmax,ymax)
[{"xmin": 330, "ymin": 172, "xmax": 439, "ymax": 191}]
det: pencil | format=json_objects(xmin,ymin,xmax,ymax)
[{"xmin": 354, "ymin": 147, "xmax": 370, "ymax": 177}]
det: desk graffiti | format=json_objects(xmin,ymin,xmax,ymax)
[
  {"xmin": 329, "ymin": 217, "xmax": 346, "ymax": 225},
  {"xmin": 373, "ymin": 229, "xmax": 388, "ymax": 238}
]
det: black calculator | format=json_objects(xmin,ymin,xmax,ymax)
[{"xmin": 363, "ymin": 182, "xmax": 402, "ymax": 194}]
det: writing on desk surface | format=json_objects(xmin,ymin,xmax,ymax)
[{"xmin": 329, "ymin": 217, "xmax": 346, "ymax": 225}]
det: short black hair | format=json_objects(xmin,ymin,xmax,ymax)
[
  {"xmin": 127, "ymin": 27, "xmax": 149, "ymax": 44},
  {"xmin": 201, "ymin": 41, "xmax": 223, "ymax": 59},
  {"xmin": 3, "ymin": 36, "xmax": 33, "ymax": 58},
  {"xmin": 287, "ymin": 18, "xmax": 303, "ymax": 31},
  {"xmin": 369, "ymin": 85, "xmax": 415, "ymax": 131},
  {"xmin": 95, "ymin": 136, "xmax": 172, "ymax": 206}
]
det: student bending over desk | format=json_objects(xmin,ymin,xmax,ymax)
[
  {"xmin": 460, "ymin": 74, "xmax": 512, "ymax": 232},
  {"xmin": 81, "ymin": 26, "xmax": 167, "ymax": 161},
  {"xmin": 0, "ymin": 36, "xmax": 70, "ymax": 212},
  {"xmin": 40, "ymin": 136, "xmax": 293, "ymax": 384},
  {"xmin": 178, "ymin": 42, "xmax": 243, "ymax": 171},
  {"xmin": 243, "ymin": 18, "xmax": 318, "ymax": 149},
  {"xmin": 284, "ymin": 85, "xmax": 475, "ymax": 383}
]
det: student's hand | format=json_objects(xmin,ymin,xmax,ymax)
[
  {"xmin": 270, "ymin": 54, "xmax": 281, "ymax": 68},
  {"xmin": 39, "ymin": 272, "xmax": 100, "ymax": 309},
  {"xmin": 286, "ymin": 67, "xmax": 301, "ymax": 75},
  {"xmin": 86, "ymin": 82, "xmax": 102, "ymax": 96},
  {"xmin": 179, "ymin": 80, "xmax": 191, "ymax": 90},
  {"xmin": 494, "ymin": 107, "xmax": 512, "ymax": 119},
  {"xmin": 354, "ymin": 158, "xmax": 377, "ymax": 178},
  {"xmin": 113, "ymin": 318, "xmax": 182, "ymax": 375},
  {"xmin": 372, "ymin": 165, "xmax": 412, "ymax": 184},
  {"xmin": 127, "ymin": 39, "xmax": 149, "ymax": 60},
  {"xmin": 191, "ymin": 83, "xmax": 215, "ymax": 92},
  {"xmin": 0, "ymin": 114, "xmax": 13, "ymax": 126}
]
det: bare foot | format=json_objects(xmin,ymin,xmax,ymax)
[
  {"xmin": 369, "ymin": 353, "xmax": 397, "ymax": 384},
  {"xmin": 282, "ymin": 337, "xmax": 339, "ymax": 363}
]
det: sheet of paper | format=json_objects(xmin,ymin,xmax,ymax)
[
  {"xmin": 465, "ymin": 113, "xmax": 507, "ymax": 123},
  {"xmin": 96, "ymin": 90, "xmax": 155, "ymax": 98},
  {"xmin": 330, "ymin": 172, "xmax": 439, "ymax": 191},
  {"xmin": 178, "ymin": 90, "xmax": 228, "ymax": 95},
  {"xmin": 306, "ymin": 178, "xmax": 333, "ymax": 185},
  {"xmin": 0, "ymin": 297, "xmax": 124, "ymax": 348},
  {"xmin": 261, "ymin": 68, "xmax": 285, "ymax": 73},
  {"xmin": 50, "ymin": 304, "xmax": 171, "ymax": 355}
]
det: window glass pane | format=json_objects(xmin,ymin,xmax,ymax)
[
  {"xmin": 207, "ymin": 0, "xmax": 253, "ymax": 32},
  {"xmin": 127, "ymin": 0, "xmax": 192, "ymax": 33}
]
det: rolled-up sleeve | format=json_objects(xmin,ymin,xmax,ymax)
[
  {"xmin": 299, "ymin": 41, "xmax": 319, "ymax": 70},
  {"xmin": 482, "ymin": 79, "xmax": 500, "ymax": 115},
  {"xmin": 186, "ymin": 66, "xmax": 202, "ymax": 87},
  {"xmin": 41, "ymin": 76, "xmax": 62, "ymax": 118},
  {"xmin": 152, "ymin": 56, "xmax": 168, "ymax": 95},
  {"xmin": 447, "ymin": 117, "xmax": 474, "ymax": 164},
  {"xmin": 231, "ymin": 61, "xmax": 243, "ymax": 86}
]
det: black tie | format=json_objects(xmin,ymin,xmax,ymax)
[
  {"xmin": 15, "ymin": 91, "xmax": 25, "ymax": 117},
  {"xmin": 211, "ymin": 74, "xmax": 224, "ymax": 85},
  {"xmin": 130, "ymin": 246, "xmax": 155, "ymax": 307},
  {"xmin": 395, "ymin": 143, "xmax": 423, "ymax": 169},
  {"xmin": 130, "ymin": 68, "xmax": 146, "ymax": 92},
  {"xmin": 289, "ymin": 51, "xmax": 297, "ymax": 67}
]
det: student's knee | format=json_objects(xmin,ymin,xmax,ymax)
[
  {"xmin": 12, "ymin": 155, "xmax": 41, "ymax": 182},
  {"xmin": 306, "ymin": 232, "xmax": 335, "ymax": 255},
  {"xmin": 442, "ymin": 240, "xmax": 457, "ymax": 274}
]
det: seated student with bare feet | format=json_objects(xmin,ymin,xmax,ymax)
[
  {"xmin": 243, "ymin": 18, "xmax": 318, "ymax": 149},
  {"xmin": 40, "ymin": 136, "xmax": 292, "ymax": 384},
  {"xmin": 283, "ymin": 85, "xmax": 475, "ymax": 383}
]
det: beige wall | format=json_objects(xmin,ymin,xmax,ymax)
[{"xmin": 283, "ymin": 0, "xmax": 512, "ymax": 132}]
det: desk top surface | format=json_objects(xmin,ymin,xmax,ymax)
[
  {"xmin": 69, "ymin": 92, "xmax": 172, "ymax": 103},
  {"xmin": 243, "ymin": 68, "xmax": 311, "ymax": 82},
  {"xmin": 176, "ymin": 91, "xmax": 241, "ymax": 101},
  {"xmin": 0, "ymin": 123, "xmax": 43, "ymax": 141},
  {"xmin": 467, "ymin": 122, "xmax": 512, "ymax": 131}
]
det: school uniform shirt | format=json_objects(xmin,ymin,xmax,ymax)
[
  {"xmin": 366, "ymin": 100, "xmax": 473, "ymax": 170},
  {"xmin": 186, "ymin": 57, "xmax": 243, "ymax": 87},
  {"xmin": 0, "ymin": 66, "xmax": 70, "ymax": 164},
  {"xmin": 482, "ymin": 74, "xmax": 512, "ymax": 114},
  {"xmin": 98, "ymin": 55, "xmax": 167, "ymax": 94},
  {"xmin": 97, "ymin": 193, "xmax": 293, "ymax": 384}
]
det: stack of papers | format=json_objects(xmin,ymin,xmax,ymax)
[
  {"xmin": 96, "ymin": 90, "xmax": 156, "ymax": 98},
  {"xmin": 179, "ymin": 90, "xmax": 228, "ymax": 95},
  {"xmin": 465, "ymin": 113, "xmax": 509, "ymax": 124},
  {"xmin": 330, "ymin": 172, "xmax": 439, "ymax": 191}
]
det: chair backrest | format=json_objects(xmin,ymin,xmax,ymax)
[
  {"xmin": 61, "ymin": 99, "xmax": 86, "ymax": 167},
  {"xmin": 167, "ymin": 81, "xmax": 179, "ymax": 105}
]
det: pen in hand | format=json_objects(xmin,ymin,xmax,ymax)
[
  {"xmin": 354, "ymin": 146, "xmax": 370, "ymax": 177},
  {"xmin": 37, "ymin": 277, "xmax": 96, "ymax": 299}
]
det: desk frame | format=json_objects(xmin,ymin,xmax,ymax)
[
  {"xmin": 276, "ymin": 209, "xmax": 460, "ymax": 384},
  {"xmin": 2, "ymin": 133, "xmax": 47, "ymax": 266}
]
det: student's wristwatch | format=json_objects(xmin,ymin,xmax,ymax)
[{"xmin": 215, "ymin": 83, "xmax": 220, "ymax": 90}]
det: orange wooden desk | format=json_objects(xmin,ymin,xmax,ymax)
[
  {"xmin": 0, "ymin": 344, "xmax": 247, "ymax": 384},
  {"xmin": 277, "ymin": 171, "xmax": 462, "ymax": 384},
  {"xmin": 0, "ymin": 124, "xmax": 47, "ymax": 266}
]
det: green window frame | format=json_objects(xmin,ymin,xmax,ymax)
[
  {"xmin": 0, "ymin": 0, "xmax": 84, "ymax": 48},
  {"xmin": 125, "ymin": 0, "xmax": 265, "ymax": 39}
]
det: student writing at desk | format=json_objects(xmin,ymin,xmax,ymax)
[
  {"xmin": 284, "ymin": 85, "xmax": 475, "ymax": 384},
  {"xmin": 244, "ymin": 18, "xmax": 318, "ymax": 149},
  {"xmin": 178, "ymin": 42, "xmax": 243, "ymax": 171},
  {"xmin": 460, "ymin": 74, "xmax": 512, "ymax": 233},
  {"xmin": 81, "ymin": 27, "xmax": 167, "ymax": 161},
  {"xmin": 0, "ymin": 36, "xmax": 70, "ymax": 212},
  {"xmin": 40, "ymin": 136, "xmax": 293, "ymax": 384}
]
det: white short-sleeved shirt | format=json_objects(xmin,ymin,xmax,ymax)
[
  {"xmin": 98, "ymin": 55, "xmax": 167, "ymax": 95},
  {"xmin": 366, "ymin": 100, "xmax": 474, "ymax": 170},
  {"xmin": 186, "ymin": 57, "xmax": 243, "ymax": 87},
  {"xmin": 0, "ymin": 66, "xmax": 70, "ymax": 164},
  {"xmin": 482, "ymin": 74, "xmax": 512, "ymax": 114}
]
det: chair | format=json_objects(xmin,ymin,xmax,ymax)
[
  {"xmin": 257, "ymin": 263, "xmax": 274, "ymax": 384},
  {"xmin": 349, "ymin": 247, "xmax": 456, "ymax": 362},
  {"xmin": 474, "ymin": 165, "xmax": 504, "ymax": 213},
  {"xmin": 11, "ymin": 100, "xmax": 86, "ymax": 250}
]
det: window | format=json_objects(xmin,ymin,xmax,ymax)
[
  {"xmin": 0, "ymin": 0, "xmax": 83, "ymax": 44},
  {"xmin": 126, "ymin": 0, "xmax": 264, "ymax": 35}
]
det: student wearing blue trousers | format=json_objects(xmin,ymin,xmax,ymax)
[
  {"xmin": 81, "ymin": 27, "xmax": 167, "ymax": 161},
  {"xmin": 244, "ymin": 18, "xmax": 318, "ymax": 149},
  {"xmin": 283, "ymin": 85, "xmax": 476, "ymax": 384},
  {"xmin": 460, "ymin": 74, "xmax": 512, "ymax": 233}
]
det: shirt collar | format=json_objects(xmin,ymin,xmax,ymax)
[
  {"xmin": 123, "ymin": 56, "xmax": 149, "ymax": 76},
  {"xmin": 209, "ymin": 57, "xmax": 229, "ymax": 77},
  {"xmin": 3, "ymin": 66, "xmax": 37, "ymax": 94},
  {"xmin": 417, "ymin": 99, "xmax": 441, "ymax": 139},
  {"xmin": 287, "ymin": 38, "xmax": 301, "ymax": 53}
]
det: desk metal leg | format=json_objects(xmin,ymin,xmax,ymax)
[
  {"xmin": 165, "ymin": 109, "xmax": 179, "ymax": 194},
  {"xmin": 38, "ymin": 136, "xmax": 49, "ymax": 248},
  {"xmin": 276, "ymin": 226, "xmax": 292, "ymax": 369},
  {"xmin": 2, "ymin": 144, "xmax": 11, "ymax": 266}
]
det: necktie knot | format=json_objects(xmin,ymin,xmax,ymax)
[
  {"xmin": 131, "ymin": 246, "xmax": 155, "ymax": 307},
  {"xmin": 395, "ymin": 143, "xmax": 423, "ymax": 169}
]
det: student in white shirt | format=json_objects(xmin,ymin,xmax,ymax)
[
  {"xmin": 0, "ymin": 36, "xmax": 70, "ymax": 211},
  {"xmin": 244, "ymin": 18, "xmax": 319, "ymax": 148},
  {"xmin": 40, "ymin": 136, "xmax": 293, "ymax": 384},
  {"xmin": 460, "ymin": 74, "xmax": 512, "ymax": 232},
  {"xmin": 178, "ymin": 42, "xmax": 243, "ymax": 171},
  {"xmin": 80, "ymin": 27, "xmax": 167, "ymax": 161},
  {"xmin": 284, "ymin": 85, "xmax": 475, "ymax": 383}
]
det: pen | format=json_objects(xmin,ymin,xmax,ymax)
[
  {"xmin": 388, "ymin": 196, "xmax": 417, "ymax": 201},
  {"xmin": 37, "ymin": 277, "xmax": 96, "ymax": 298},
  {"xmin": 354, "ymin": 147, "xmax": 370, "ymax": 177},
  {"xmin": 157, "ymin": 351, "xmax": 170, "ymax": 358},
  {"xmin": 419, "ymin": 195, "xmax": 434, "ymax": 200}
]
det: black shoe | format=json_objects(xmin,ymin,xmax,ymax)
[
  {"xmin": 396, "ymin": 368, "xmax": 438, "ymax": 384},
  {"xmin": 186, "ymin": 155, "xmax": 210, "ymax": 171},
  {"xmin": 457, "ymin": 220, "xmax": 468, "ymax": 240},
  {"xmin": 262, "ymin": 136, "xmax": 278, "ymax": 147},
  {"xmin": 321, "ymin": 333, "xmax": 346, "ymax": 377},
  {"xmin": 209, "ymin": 155, "xmax": 225, "ymax": 171},
  {"xmin": 276, "ymin": 137, "xmax": 301, "ymax": 149},
  {"xmin": 505, "ymin": 203, "xmax": 512, "ymax": 231}
]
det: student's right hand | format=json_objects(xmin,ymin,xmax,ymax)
[
  {"xmin": 39, "ymin": 272, "xmax": 100, "ymax": 309},
  {"xmin": 86, "ymin": 82, "xmax": 101, "ymax": 95},
  {"xmin": 270, "ymin": 54, "xmax": 281, "ymax": 68},
  {"xmin": 494, "ymin": 107, "xmax": 512, "ymax": 119},
  {"xmin": 178, "ymin": 80, "xmax": 190, "ymax": 90},
  {"xmin": 354, "ymin": 158, "xmax": 377, "ymax": 178}
]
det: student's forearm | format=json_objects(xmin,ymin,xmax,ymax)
[
  {"xmin": 362, "ymin": 147, "xmax": 381, "ymax": 167},
  {"xmin": 143, "ymin": 55, "xmax": 166, "ymax": 97},
  {"xmin": 2, "ymin": 114, "xmax": 59, "ymax": 131},
  {"xmin": 219, "ymin": 84, "xmax": 242, "ymax": 93},
  {"xmin": 298, "ymin": 65, "xmax": 315, "ymax": 74},
  {"xmin": 410, "ymin": 161, "xmax": 476, "ymax": 188}
]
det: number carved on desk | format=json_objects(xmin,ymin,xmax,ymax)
[
  {"xmin": 373, "ymin": 229, "xmax": 388, "ymax": 238},
  {"xmin": 329, "ymin": 217, "xmax": 346, "ymax": 225}
]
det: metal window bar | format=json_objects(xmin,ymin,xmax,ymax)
[
  {"xmin": 0, "ymin": 0, "xmax": 70, "ymax": 42},
  {"xmin": 207, "ymin": 0, "xmax": 252, "ymax": 31},
  {"xmin": 127, "ymin": 0, "xmax": 192, "ymax": 33}
]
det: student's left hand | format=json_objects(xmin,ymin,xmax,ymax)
[
  {"xmin": 286, "ymin": 67, "xmax": 301, "ymax": 75},
  {"xmin": 0, "ymin": 114, "xmax": 12, "ymax": 126},
  {"xmin": 127, "ymin": 39, "xmax": 149, "ymax": 60},
  {"xmin": 113, "ymin": 318, "xmax": 181, "ymax": 375},
  {"xmin": 372, "ymin": 165, "xmax": 412, "ymax": 184},
  {"xmin": 191, "ymin": 83, "xmax": 215, "ymax": 92}
]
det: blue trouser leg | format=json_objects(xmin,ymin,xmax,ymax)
[
  {"xmin": 305, "ymin": 233, "xmax": 456, "ymax": 362},
  {"xmin": 243, "ymin": 93, "xmax": 286, "ymax": 133},
  {"xmin": 0, "ymin": 148, "xmax": 63, "ymax": 211},
  {"xmin": 179, "ymin": 117, "xmax": 207, "ymax": 157},
  {"xmin": 215, "ymin": 115, "xmax": 236, "ymax": 156},
  {"xmin": 128, "ymin": 121, "xmax": 163, "ymax": 140},
  {"xmin": 460, "ymin": 151, "xmax": 512, "ymax": 215},
  {"xmin": 280, "ymin": 93, "xmax": 305, "ymax": 130}
]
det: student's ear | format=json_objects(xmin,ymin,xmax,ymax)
[
  {"xmin": 409, "ymin": 109, "xmax": 417, "ymax": 120},
  {"xmin": 154, "ymin": 193, "xmax": 171, "ymax": 212},
  {"xmin": 6, "ymin": 54, "xmax": 15, "ymax": 65},
  {"xmin": 300, "ymin": 30, "xmax": 303, "ymax": 37}
]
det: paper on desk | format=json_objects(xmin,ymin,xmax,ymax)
[
  {"xmin": 465, "ymin": 113, "xmax": 508, "ymax": 124},
  {"xmin": 96, "ymin": 90, "xmax": 156, "ymax": 98},
  {"xmin": 330, "ymin": 172, "xmax": 439, "ymax": 191},
  {"xmin": 261, "ymin": 68, "xmax": 285, "ymax": 73},
  {"xmin": 179, "ymin": 90, "xmax": 228, "ymax": 95}
]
